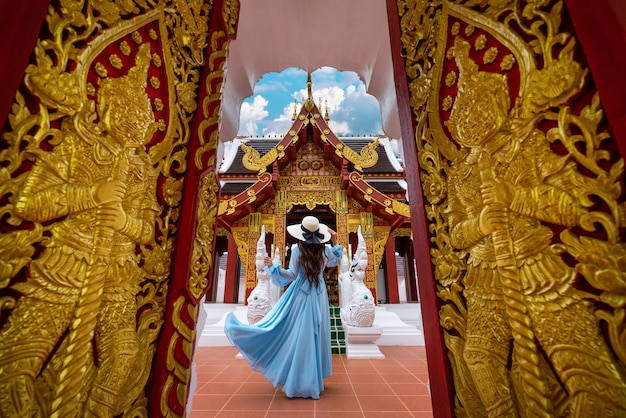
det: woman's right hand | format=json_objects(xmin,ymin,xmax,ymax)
[
  {"xmin": 327, "ymin": 228, "xmax": 337, "ymax": 245},
  {"xmin": 264, "ymin": 256, "xmax": 272, "ymax": 266}
]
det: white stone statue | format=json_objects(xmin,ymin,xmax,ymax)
[
  {"xmin": 340, "ymin": 226, "xmax": 376, "ymax": 327},
  {"xmin": 338, "ymin": 247, "xmax": 351, "ymax": 311},
  {"xmin": 247, "ymin": 226, "xmax": 281, "ymax": 324}
]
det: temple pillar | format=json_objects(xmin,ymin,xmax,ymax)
[
  {"xmin": 384, "ymin": 233, "xmax": 400, "ymax": 304},
  {"xmin": 244, "ymin": 213, "xmax": 263, "ymax": 303},
  {"xmin": 274, "ymin": 190, "xmax": 287, "ymax": 264},
  {"xmin": 335, "ymin": 190, "xmax": 349, "ymax": 249},
  {"xmin": 360, "ymin": 212, "xmax": 377, "ymax": 302},
  {"xmin": 223, "ymin": 234, "xmax": 239, "ymax": 303}
]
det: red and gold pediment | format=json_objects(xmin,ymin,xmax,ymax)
[{"xmin": 218, "ymin": 74, "xmax": 410, "ymax": 228}]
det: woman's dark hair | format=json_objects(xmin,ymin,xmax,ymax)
[{"xmin": 298, "ymin": 242, "xmax": 327, "ymax": 286}]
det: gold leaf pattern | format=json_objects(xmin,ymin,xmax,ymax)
[
  {"xmin": 483, "ymin": 47, "xmax": 498, "ymax": 64},
  {"xmin": 108, "ymin": 53, "xmax": 123, "ymax": 69},
  {"xmin": 475, "ymin": 34, "xmax": 487, "ymax": 51}
]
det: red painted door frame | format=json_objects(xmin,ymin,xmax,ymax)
[
  {"xmin": 1, "ymin": 2, "xmax": 625, "ymax": 417},
  {"xmin": 384, "ymin": 0, "xmax": 626, "ymax": 417}
]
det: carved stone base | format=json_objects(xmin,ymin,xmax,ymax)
[{"xmin": 342, "ymin": 325, "xmax": 384, "ymax": 359}]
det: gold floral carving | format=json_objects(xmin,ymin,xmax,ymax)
[
  {"xmin": 399, "ymin": 0, "xmax": 626, "ymax": 416},
  {"xmin": 373, "ymin": 228, "xmax": 391, "ymax": 277},
  {"xmin": 224, "ymin": 0, "xmax": 240, "ymax": 36},
  {"xmin": 0, "ymin": 1, "xmax": 208, "ymax": 417},
  {"xmin": 195, "ymin": 29, "xmax": 227, "ymax": 170},
  {"xmin": 232, "ymin": 229, "xmax": 249, "ymax": 271},
  {"xmin": 393, "ymin": 227, "xmax": 412, "ymax": 238},
  {"xmin": 284, "ymin": 191, "xmax": 337, "ymax": 212},
  {"xmin": 189, "ymin": 171, "xmax": 219, "ymax": 299},
  {"xmin": 161, "ymin": 296, "xmax": 195, "ymax": 415},
  {"xmin": 278, "ymin": 175, "xmax": 342, "ymax": 189}
]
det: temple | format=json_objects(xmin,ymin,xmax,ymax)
[
  {"xmin": 209, "ymin": 75, "xmax": 415, "ymax": 307},
  {"xmin": 1, "ymin": 1, "xmax": 625, "ymax": 417}
]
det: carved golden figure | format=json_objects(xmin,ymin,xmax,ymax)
[
  {"xmin": 0, "ymin": 43, "xmax": 160, "ymax": 417},
  {"xmin": 446, "ymin": 37, "xmax": 626, "ymax": 417}
]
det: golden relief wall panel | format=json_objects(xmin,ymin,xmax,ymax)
[
  {"xmin": 0, "ymin": 1, "xmax": 211, "ymax": 416},
  {"xmin": 398, "ymin": 0, "xmax": 626, "ymax": 416}
]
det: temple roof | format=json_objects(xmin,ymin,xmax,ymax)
[
  {"xmin": 219, "ymin": 136, "xmax": 403, "ymax": 175},
  {"xmin": 217, "ymin": 77, "xmax": 409, "ymax": 228}
]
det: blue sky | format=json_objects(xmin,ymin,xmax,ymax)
[{"xmin": 237, "ymin": 67, "xmax": 384, "ymax": 137}]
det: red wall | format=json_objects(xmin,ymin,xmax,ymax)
[
  {"xmin": 0, "ymin": 1, "xmax": 50, "ymax": 128},
  {"xmin": 564, "ymin": 0, "xmax": 626, "ymax": 157}
]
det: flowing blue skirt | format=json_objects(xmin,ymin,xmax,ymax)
[{"xmin": 224, "ymin": 276, "xmax": 332, "ymax": 399}]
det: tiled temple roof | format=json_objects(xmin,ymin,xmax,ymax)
[{"xmin": 219, "ymin": 137, "xmax": 402, "ymax": 175}]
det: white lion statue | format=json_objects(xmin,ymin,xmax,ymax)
[
  {"xmin": 247, "ymin": 226, "xmax": 281, "ymax": 324},
  {"xmin": 339, "ymin": 226, "xmax": 376, "ymax": 327}
]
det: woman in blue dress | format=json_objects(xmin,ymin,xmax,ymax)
[{"xmin": 224, "ymin": 215, "xmax": 342, "ymax": 399}]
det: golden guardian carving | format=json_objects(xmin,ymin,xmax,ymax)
[
  {"xmin": 398, "ymin": 0, "xmax": 626, "ymax": 416},
  {"xmin": 0, "ymin": 1, "xmax": 209, "ymax": 417}
]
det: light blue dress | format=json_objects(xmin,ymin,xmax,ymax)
[{"xmin": 224, "ymin": 244, "xmax": 342, "ymax": 399}]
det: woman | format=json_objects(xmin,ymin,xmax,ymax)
[{"xmin": 224, "ymin": 215, "xmax": 342, "ymax": 399}]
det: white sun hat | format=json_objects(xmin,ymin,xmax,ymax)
[{"xmin": 287, "ymin": 215, "xmax": 331, "ymax": 244}]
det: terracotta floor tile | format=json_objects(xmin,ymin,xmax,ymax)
[
  {"xmin": 325, "ymin": 372, "xmax": 350, "ymax": 383},
  {"xmin": 315, "ymin": 395, "xmax": 362, "ymax": 411},
  {"xmin": 413, "ymin": 372, "xmax": 431, "ymax": 384},
  {"xmin": 215, "ymin": 411, "xmax": 268, "ymax": 417},
  {"xmin": 198, "ymin": 364, "xmax": 229, "ymax": 373},
  {"xmin": 413, "ymin": 411, "xmax": 436, "ymax": 417},
  {"xmin": 348, "ymin": 372, "xmax": 386, "ymax": 384},
  {"xmin": 269, "ymin": 396, "xmax": 316, "ymax": 411},
  {"xmin": 381, "ymin": 373, "xmax": 421, "ymax": 384},
  {"xmin": 190, "ymin": 345, "xmax": 433, "ymax": 416},
  {"xmin": 398, "ymin": 395, "xmax": 434, "ymax": 412},
  {"xmin": 358, "ymin": 395, "xmax": 410, "ymax": 412},
  {"xmin": 404, "ymin": 364, "xmax": 429, "ymax": 374},
  {"xmin": 196, "ymin": 371, "xmax": 219, "ymax": 383},
  {"xmin": 266, "ymin": 412, "xmax": 317, "ymax": 417},
  {"xmin": 188, "ymin": 410, "xmax": 221, "ymax": 418},
  {"xmin": 371, "ymin": 364, "xmax": 407, "ymax": 373},
  {"xmin": 352, "ymin": 382, "xmax": 395, "ymax": 396},
  {"xmin": 196, "ymin": 381, "xmax": 242, "ymax": 395},
  {"xmin": 212, "ymin": 371, "xmax": 253, "ymax": 382},
  {"xmin": 236, "ymin": 381, "xmax": 277, "ymax": 395},
  {"xmin": 245, "ymin": 372, "xmax": 270, "ymax": 383},
  {"xmin": 321, "ymin": 382, "xmax": 355, "ymax": 396},
  {"xmin": 316, "ymin": 412, "xmax": 365, "ymax": 418},
  {"xmin": 221, "ymin": 394, "xmax": 274, "ymax": 411},
  {"xmin": 190, "ymin": 393, "xmax": 233, "ymax": 411},
  {"xmin": 363, "ymin": 412, "xmax": 415, "ymax": 418},
  {"xmin": 390, "ymin": 382, "xmax": 430, "ymax": 396},
  {"xmin": 343, "ymin": 365, "xmax": 379, "ymax": 374},
  {"xmin": 223, "ymin": 364, "xmax": 254, "ymax": 374}
]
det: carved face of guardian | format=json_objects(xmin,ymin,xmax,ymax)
[
  {"xmin": 446, "ymin": 37, "xmax": 511, "ymax": 149},
  {"xmin": 97, "ymin": 43, "xmax": 155, "ymax": 147}
]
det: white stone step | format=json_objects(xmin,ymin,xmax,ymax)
[{"xmin": 198, "ymin": 303, "xmax": 424, "ymax": 347}]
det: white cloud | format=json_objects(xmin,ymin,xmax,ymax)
[
  {"xmin": 239, "ymin": 95, "xmax": 269, "ymax": 135},
  {"xmin": 292, "ymin": 86, "xmax": 346, "ymax": 114},
  {"xmin": 237, "ymin": 68, "xmax": 384, "ymax": 138},
  {"xmin": 329, "ymin": 120, "xmax": 350, "ymax": 135}
]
